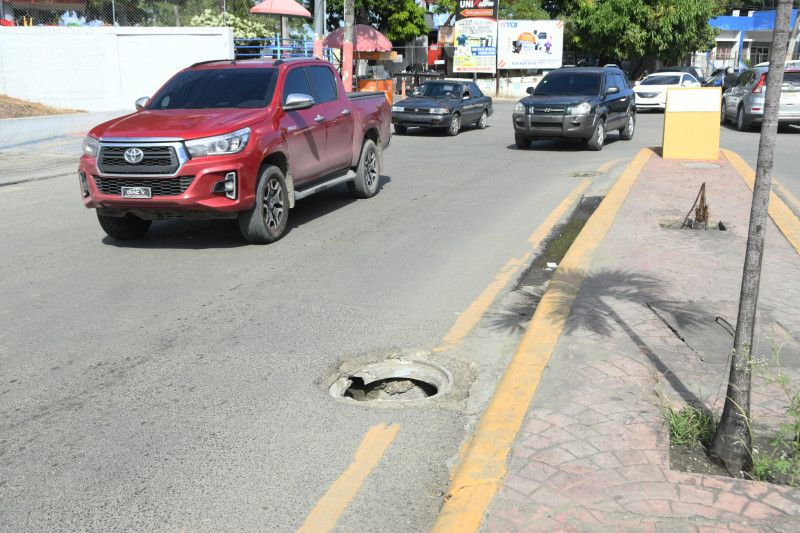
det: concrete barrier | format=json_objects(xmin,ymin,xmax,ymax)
[{"xmin": 0, "ymin": 111, "xmax": 131, "ymax": 148}]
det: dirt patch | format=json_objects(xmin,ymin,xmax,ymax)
[{"xmin": 0, "ymin": 94, "xmax": 84, "ymax": 119}]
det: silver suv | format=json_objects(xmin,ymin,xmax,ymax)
[{"xmin": 721, "ymin": 67, "xmax": 800, "ymax": 130}]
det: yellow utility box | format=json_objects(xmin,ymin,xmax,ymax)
[{"xmin": 662, "ymin": 87, "xmax": 721, "ymax": 160}]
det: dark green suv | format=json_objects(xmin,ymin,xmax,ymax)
[{"xmin": 512, "ymin": 65, "xmax": 636, "ymax": 151}]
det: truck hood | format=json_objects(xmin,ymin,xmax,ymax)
[{"xmin": 90, "ymin": 108, "xmax": 268, "ymax": 140}]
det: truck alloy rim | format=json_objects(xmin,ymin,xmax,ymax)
[
  {"xmin": 263, "ymin": 178, "xmax": 284, "ymax": 229},
  {"xmin": 364, "ymin": 150, "xmax": 378, "ymax": 190}
]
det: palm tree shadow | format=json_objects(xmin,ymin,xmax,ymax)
[{"xmin": 544, "ymin": 267, "xmax": 720, "ymax": 410}]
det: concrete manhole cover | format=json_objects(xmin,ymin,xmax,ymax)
[
  {"xmin": 680, "ymin": 163, "xmax": 721, "ymax": 169},
  {"xmin": 330, "ymin": 359, "xmax": 452, "ymax": 403}
]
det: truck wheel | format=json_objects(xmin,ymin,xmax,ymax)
[
  {"xmin": 515, "ymin": 133, "xmax": 529, "ymax": 149},
  {"xmin": 619, "ymin": 113, "xmax": 635, "ymax": 140},
  {"xmin": 447, "ymin": 114, "xmax": 461, "ymax": 136},
  {"xmin": 348, "ymin": 139, "xmax": 380, "ymax": 199},
  {"xmin": 97, "ymin": 212, "xmax": 151, "ymax": 240},
  {"xmin": 238, "ymin": 164, "xmax": 289, "ymax": 244},
  {"xmin": 477, "ymin": 110, "xmax": 488, "ymax": 129},
  {"xmin": 587, "ymin": 118, "xmax": 605, "ymax": 151},
  {"xmin": 394, "ymin": 124, "xmax": 407, "ymax": 135}
]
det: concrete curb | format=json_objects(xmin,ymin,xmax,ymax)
[
  {"xmin": 0, "ymin": 110, "xmax": 132, "ymax": 148},
  {"xmin": 431, "ymin": 148, "xmax": 655, "ymax": 532}
]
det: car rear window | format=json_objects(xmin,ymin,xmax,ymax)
[
  {"xmin": 784, "ymin": 71, "xmax": 800, "ymax": 86},
  {"xmin": 534, "ymin": 71, "xmax": 601, "ymax": 96},
  {"xmin": 641, "ymin": 75, "xmax": 680, "ymax": 86},
  {"xmin": 148, "ymin": 68, "xmax": 279, "ymax": 110}
]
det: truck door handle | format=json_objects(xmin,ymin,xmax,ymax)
[
  {"xmin": 315, "ymin": 115, "xmax": 325, "ymax": 122},
  {"xmin": 341, "ymin": 109, "xmax": 351, "ymax": 116}
]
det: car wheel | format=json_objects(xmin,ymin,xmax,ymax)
[
  {"xmin": 447, "ymin": 113, "xmax": 461, "ymax": 136},
  {"xmin": 348, "ymin": 139, "xmax": 380, "ymax": 199},
  {"xmin": 736, "ymin": 106, "xmax": 749, "ymax": 131},
  {"xmin": 394, "ymin": 124, "xmax": 407, "ymax": 135},
  {"xmin": 619, "ymin": 113, "xmax": 635, "ymax": 140},
  {"xmin": 587, "ymin": 118, "xmax": 605, "ymax": 151},
  {"xmin": 477, "ymin": 110, "xmax": 488, "ymax": 129},
  {"xmin": 238, "ymin": 164, "xmax": 289, "ymax": 244},
  {"xmin": 720, "ymin": 101, "xmax": 728, "ymax": 125},
  {"xmin": 96, "ymin": 212, "xmax": 151, "ymax": 240},
  {"xmin": 515, "ymin": 133, "xmax": 529, "ymax": 149}
]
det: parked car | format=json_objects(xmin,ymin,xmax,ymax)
[
  {"xmin": 657, "ymin": 66, "xmax": 706, "ymax": 84},
  {"xmin": 721, "ymin": 67, "xmax": 800, "ymax": 130},
  {"xmin": 391, "ymin": 80, "xmax": 493, "ymax": 136},
  {"xmin": 703, "ymin": 67, "xmax": 746, "ymax": 87},
  {"xmin": 755, "ymin": 60, "xmax": 800, "ymax": 69},
  {"xmin": 78, "ymin": 58, "xmax": 391, "ymax": 243},
  {"xmin": 633, "ymin": 72, "xmax": 701, "ymax": 111},
  {"xmin": 512, "ymin": 65, "xmax": 636, "ymax": 151}
]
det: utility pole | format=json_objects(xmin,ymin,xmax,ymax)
[
  {"xmin": 342, "ymin": 0, "xmax": 354, "ymax": 91},
  {"xmin": 787, "ymin": 8, "xmax": 800, "ymax": 61},
  {"xmin": 710, "ymin": 0, "xmax": 794, "ymax": 473}
]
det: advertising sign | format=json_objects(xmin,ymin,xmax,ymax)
[
  {"xmin": 454, "ymin": 1, "xmax": 499, "ymax": 73},
  {"xmin": 497, "ymin": 20, "xmax": 564, "ymax": 70}
]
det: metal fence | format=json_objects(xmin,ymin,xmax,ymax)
[{"xmin": 233, "ymin": 37, "xmax": 334, "ymax": 62}]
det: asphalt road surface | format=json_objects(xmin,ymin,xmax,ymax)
[{"xmin": 0, "ymin": 103, "xmax": 797, "ymax": 532}]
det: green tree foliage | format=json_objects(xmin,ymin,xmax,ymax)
[
  {"xmin": 189, "ymin": 8, "xmax": 278, "ymax": 39},
  {"xmin": 567, "ymin": 0, "xmax": 719, "ymax": 62},
  {"xmin": 325, "ymin": 0, "xmax": 428, "ymax": 41}
]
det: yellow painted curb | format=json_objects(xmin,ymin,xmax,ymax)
[
  {"xmin": 722, "ymin": 149, "xmax": 800, "ymax": 255},
  {"xmin": 430, "ymin": 148, "xmax": 654, "ymax": 533}
]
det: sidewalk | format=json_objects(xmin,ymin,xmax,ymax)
[{"xmin": 439, "ymin": 148, "xmax": 800, "ymax": 531}]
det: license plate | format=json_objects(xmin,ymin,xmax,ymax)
[
  {"xmin": 121, "ymin": 186, "xmax": 151, "ymax": 199},
  {"xmin": 781, "ymin": 91, "xmax": 799, "ymax": 103}
]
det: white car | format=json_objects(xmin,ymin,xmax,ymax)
[
  {"xmin": 633, "ymin": 72, "xmax": 701, "ymax": 111},
  {"xmin": 755, "ymin": 60, "xmax": 800, "ymax": 69}
]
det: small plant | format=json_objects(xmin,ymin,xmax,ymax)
[
  {"xmin": 745, "ymin": 333, "xmax": 800, "ymax": 486},
  {"xmin": 653, "ymin": 384, "xmax": 715, "ymax": 449}
]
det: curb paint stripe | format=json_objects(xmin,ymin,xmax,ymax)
[
  {"xmin": 430, "ymin": 148, "xmax": 654, "ymax": 533},
  {"xmin": 722, "ymin": 149, "xmax": 800, "ymax": 255},
  {"xmin": 297, "ymin": 423, "xmax": 400, "ymax": 533},
  {"xmin": 434, "ymin": 179, "xmax": 591, "ymax": 353}
]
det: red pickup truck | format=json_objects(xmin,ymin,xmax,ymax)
[{"xmin": 78, "ymin": 58, "xmax": 391, "ymax": 243}]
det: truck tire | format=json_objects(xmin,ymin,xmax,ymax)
[
  {"xmin": 587, "ymin": 118, "xmax": 605, "ymax": 151},
  {"xmin": 394, "ymin": 124, "xmax": 407, "ymax": 135},
  {"xmin": 237, "ymin": 164, "xmax": 289, "ymax": 244},
  {"xmin": 348, "ymin": 139, "xmax": 380, "ymax": 199},
  {"xmin": 515, "ymin": 133, "xmax": 529, "ymax": 149},
  {"xmin": 477, "ymin": 110, "xmax": 488, "ymax": 129},
  {"xmin": 97, "ymin": 212, "xmax": 151, "ymax": 240},
  {"xmin": 447, "ymin": 113, "xmax": 461, "ymax": 136}
]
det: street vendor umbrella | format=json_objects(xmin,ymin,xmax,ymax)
[
  {"xmin": 322, "ymin": 24, "xmax": 392, "ymax": 52},
  {"xmin": 251, "ymin": 0, "xmax": 312, "ymax": 38}
]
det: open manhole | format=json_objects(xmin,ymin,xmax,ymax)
[{"xmin": 330, "ymin": 359, "xmax": 452, "ymax": 403}]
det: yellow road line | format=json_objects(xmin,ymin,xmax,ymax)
[
  {"xmin": 431, "ymin": 148, "xmax": 654, "ymax": 533},
  {"xmin": 434, "ymin": 179, "xmax": 591, "ymax": 353},
  {"xmin": 722, "ymin": 149, "xmax": 800, "ymax": 254},
  {"xmin": 596, "ymin": 157, "xmax": 627, "ymax": 173},
  {"xmin": 297, "ymin": 423, "xmax": 400, "ymax": 533}
]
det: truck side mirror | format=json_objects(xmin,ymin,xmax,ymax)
[
  {"xmin": 135, "ymin": 97, "xmax": 149, "ymax": 110},
  {"xmin": 283, "ymin": 93, "xmax": 315, "ymax": 111}
]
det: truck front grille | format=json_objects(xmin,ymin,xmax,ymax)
[
  {"xmin": 531, "ymin": 106, "xmax": 566, "ymax": 116},
  {"xmin": 92, "ymin": 175, "xmax": 195, "ymax": 196},
  {"xmin": 97, "ymin": 145, "xmax": 180, "ymax": 175}
]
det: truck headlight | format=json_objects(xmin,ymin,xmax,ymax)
[
  {"xmin": 566, "ymin": 102, "xmax": 592, "ymax": 115},
  {"xmin": 514, "ymin": 102, "xmax": 526, "ymax": 114},
  {"xmin": 391, "ymin": 106, "xmax": 404, "ymax": 112},
  {"xmin": 82, "ymin": 135, "xmax": 99, "ymax": 157},
  {"xmin": 185, "ymin": 127, "xmax": 251, "ymax": 158},
  {"xmin": 430, "ymin": 108, "xmax": 449, "ymax": 114}
]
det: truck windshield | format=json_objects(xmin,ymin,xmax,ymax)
[
  {"xmin": 147, "ymin": 68, "xmax": 279, "ymax": 110},
  {"xmin": 534, "ymin": 72, "xmax": 601, "ymax": 96}
]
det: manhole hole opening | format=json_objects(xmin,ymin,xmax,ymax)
[{"xmin": 330, "ymin": 359, "xmax": 452, "ymax": 403}]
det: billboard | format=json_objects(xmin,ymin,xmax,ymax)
[
  {"xmin": 497, "ymin": 20, "xmax": 565, "ymax": 70},
  {"xmin": 454, "ymin": 1, "xmax": 499, "ymax": 74}
]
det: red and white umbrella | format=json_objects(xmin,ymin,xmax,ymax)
[{"xmin": 322, "ymin": 24, "xmax": 392, "ymax": 52}]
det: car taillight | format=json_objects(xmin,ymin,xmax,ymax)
[{"xmin": 752, "ymin": 74, "xmax": 766, "ymax": 93}]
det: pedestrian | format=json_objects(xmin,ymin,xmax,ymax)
[{"xmin": 722, "ymin": 67, "xmax": 739, "ymax": 92}]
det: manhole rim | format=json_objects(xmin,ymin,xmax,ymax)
[{"xmin": 329, "ymin": 358, "xmax": 453, "ymax": 404}]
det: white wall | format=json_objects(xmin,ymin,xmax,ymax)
[{"xmin": 0, "ymin": 27, "xmax": 234, "ymax": 112}]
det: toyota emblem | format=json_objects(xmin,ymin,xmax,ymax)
[{"xmin": 124, "ymin": 148, "xmax": 144, "ymax": 164}]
